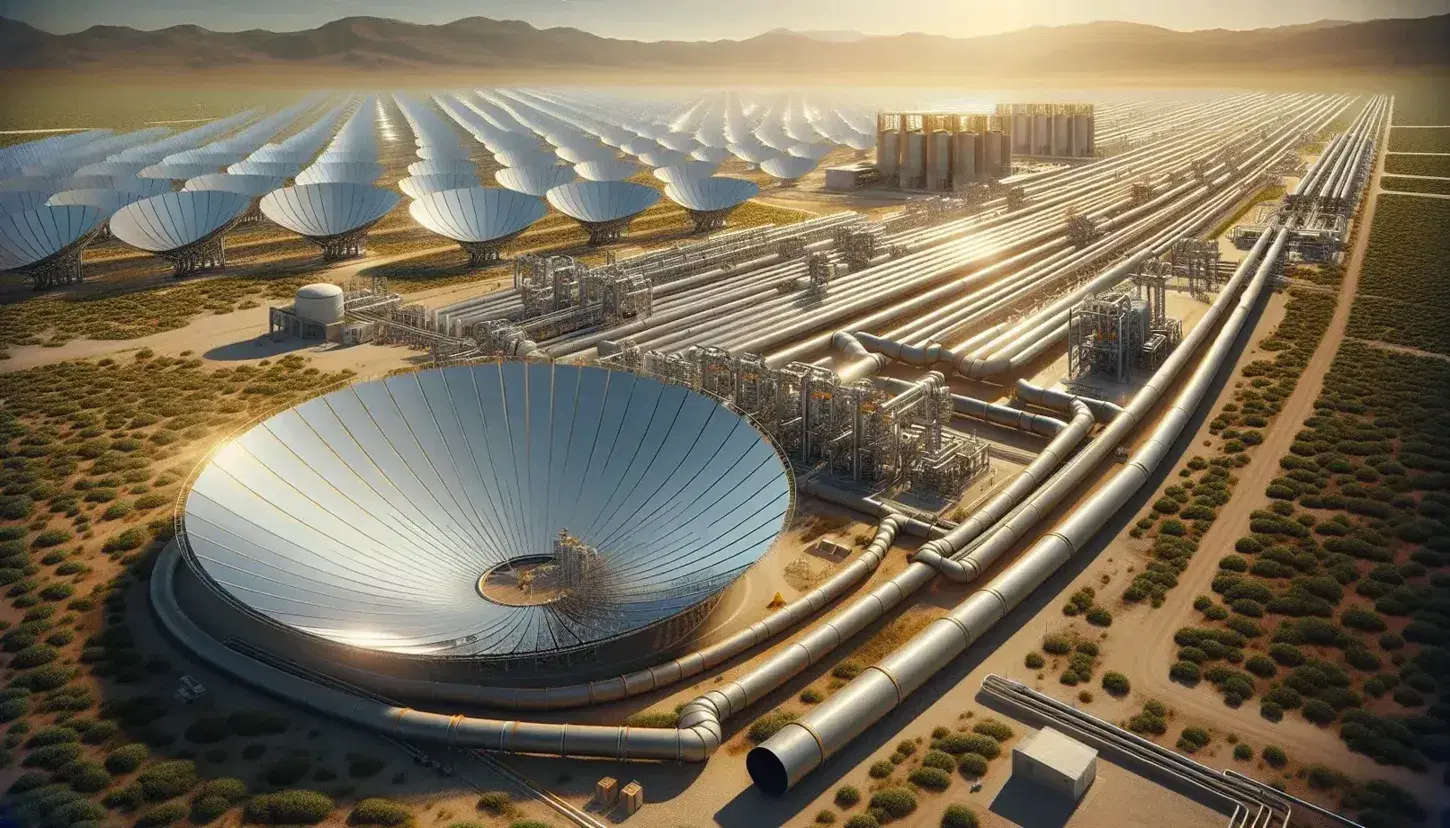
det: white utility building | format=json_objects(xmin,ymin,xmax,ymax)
[{"xmin": 1011, "ymin": 726, "xmax": 1098, "ymax": 801}]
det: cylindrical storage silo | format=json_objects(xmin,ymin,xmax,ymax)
[
  {"xmin": 904, "ymin": 132, "xmax": 925, "ymax": 189},
  {"xmin": 1011, "ymin": 112, "xmax": 1030, "ymax": 155},
  {"xmin": 928, "ymin": 130, "xmax": 951, "ymax": 191},
  {"xmin": 295, "ymin": 283, "xmax": 345, "ymax": 325},
  {"xmin": 877, "ymin": 131, "xmax": 899, "ymax": 181},
  {"xmin": 1033, "ymin": 113, "xmax": 1050, "ymax": 155},
  {"xmin": 974, "ymin": 131, "xmax": 989, "ymax": 182},
  {"xmin": 952, "ymin": 132, "xmax": 978, "ymax": 187},
  {"xmin": 1052, "ymin": 113, "xmax": 1069, "ymax": 156},
  {"xmin": 984, "ymin": 132, "xmax": 1003, "ymax": 180},
  {"xmin": 1072, "ymin": 114, "xmax": 1090, "ymax": 157},
  {"xmin": 999, "ymin": 132, "xmax": 1012, "ymax": 178},
  {"xmin": 1085, "ymin": 115, "xmax": 1096, "ymax": 157}
]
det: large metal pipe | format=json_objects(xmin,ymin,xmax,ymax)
[{"xmin": 747, "ymin": 221, "xmax": 1290, "ymax": 794}]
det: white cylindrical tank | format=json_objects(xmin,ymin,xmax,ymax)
[
  {"xmin": 984, "ymin": 131, "xmax": 1003, "ymax": 180},
  {"xmin": 1033, "ymin": 114, "xmax": 1049, "ymax": 155},
  {"xmin": 904, "ymin": 132, "xmax": 925, "ymax": 188},
  {"xmin": 295, "ymin": 283, "xmax": 344, "ymax": 325},
  {"xmin": 1072, "ymin": 114, "xmax": 1090, "ymax": 157},
  {"xmin": 1052, "ymin": 114, "xmax": 1069, "ymax": 156},
  {"xmin": 1011, "ymin": 113, "xmax": 1030, "ymax": 155},
  {"xmin": 929, "ymin": 130, "xmax": 951, "ymax": 191},
  {"xmin": 952, "ymin": 132, "xmax": 978, "ymax": 186},
  {"xmin": 877, "ymin": 130, "xmax": 898, "ymax": 179}
]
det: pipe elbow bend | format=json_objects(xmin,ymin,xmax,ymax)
[{"xmin": 909, "ymin": 549, "xmax": 973, "ymax": 582}]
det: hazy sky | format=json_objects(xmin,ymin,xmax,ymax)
[{"xmin": 5, "ymin": 0, "xmax": 1449, "ymax": 39}]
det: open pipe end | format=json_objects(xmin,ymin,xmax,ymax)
[{"xmin": 745, "ymin": 745, "xmax": 791, "ymax": 796}]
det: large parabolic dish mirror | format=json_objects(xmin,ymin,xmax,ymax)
[{"xmin": 180, "ymin": 361, "xmax": 793, "ymax": 661}]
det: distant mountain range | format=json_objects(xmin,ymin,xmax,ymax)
[{"xmin": 2, "ymin": 14, "xmax": 1446, "ymax": 76}]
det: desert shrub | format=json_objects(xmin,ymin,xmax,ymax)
[
  {"xmin": 138, "ymin": 759, "xmax": 199, "ymax": 800},
  {"xmin": 621, "ymin": 710, "xmax": 677, "ymax": 728},
  {"xmin": 972, "ymin": 719, "xmax": 1013, "ymax": 742},
  {"xmin": 1024, "ymin": 652, "xmax": 1044, "ymax": 669},
  {"xmin": 105, "ymin": 741, "xmax": 150, "ymax": 773},
  {"xmin": 1101, "ymin": 672, "xmax": 1131, "ymax": 695},
  {"xmin": 1085, "ymin": 607, "xmax": 1113, "ymax": 627},
  {"xmin": 845, "ymin": 816, "xmax": 880, "ymax": 828},
  {"xmin": 956, "ymin": 753, "xmax": 989, "ymax": 778},
  {"xmin": 66, "ymin": 760, "xmax": 111, "ymax": 793},
  {"xmin": 921, "ymin": 751, "xmax": 955, "ymax": 771},
  {"xmin": 1245, "ymin": 655, "xmax": 1277, "ymax": 678},
  {"xmin": 196, "ymin": 777, "xmax": 246, "ymax": 803},
  {"xmin": 748, "ymin": 710, "xmax": 797, "ymax": 744},
  {"xmin": 908, "ymin": 767, "xmax": 951, "ymax": 791},
  {"xmin": 190, "ymin": 795, "xmax": 230, "ymax": 824},
  {"xmin": 11, "ymin": 643, "xmax": 58, "ymax": 668},
  {"xmin": 349, "ymin": 798, "xmax": 412, "ymax": 826},
  {"xmin": 475, "ymin": 792, "xmax": 513, "ymax": 815},
  {"xmin": 800, "ymin": 688, "xmax": 824, "ymax": 704},
  {"xmin": 21, "ymin": 742, "xmax": 81, "ymax": 768},
  {"xmin": 136, "ymin": 801, "xmax": 187, "ymax": 827},
  {"xmin": 869, "ymin": 787, "xmax": 917, "ymax": 819},
  {"xmin": 1233, "ymin": 744, "xmax": 1253, "ymax": 760},
  {"xmin": 1262, "ymin": 746, "xmax": 1288, "ymax": 767},
  {"xmin": 1342, "ymin": 607, "xmax": 1387, "ymax": 632},
  {"xmin": 868, "ymin": 761, "xmax": 894, "ymax": 779},
  {"xmin": 940, "ymin": 804, "xmax": 980, "ymax": 828},
  {"xmin": 1042, "ymin": 633, "xmax": 1072, "ymax": 655},
  {"xmin": 244, "ymin": 789, "xmax": 334, "ymax": 825},
  {"xmin": 835, "ymin": 785, "xmax": 861, "ymax": 807},
  {"xmin": 833, "ymin": 660, "xmax": 864, "ymax": 679},
  {"xmin": 1170, "ymin": 661, "xmax": 1201, "ymax": 684}
]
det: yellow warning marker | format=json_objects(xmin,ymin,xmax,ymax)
[{"xmin": 767, "ymin": 592, "xmax": 786, "ymax": 609}]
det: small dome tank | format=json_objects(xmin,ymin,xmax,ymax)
[{"xmin": 294, "ymin": 282, "xmax": 344, "ymax": 325}]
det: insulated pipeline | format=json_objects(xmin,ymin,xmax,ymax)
[{"xmin": 746, "ymin": 222, "xmax": 1289, "ymax": 794}]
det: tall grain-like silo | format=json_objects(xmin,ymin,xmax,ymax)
[
  {"xmin": 998, "ymin": 131, "xmax": 1013, "ymax": 178},
  {"xmin": 1011, "ymin": 110, "xmax": 1030, "ymax": 155},
  {"xmin": 903, "ymin": 131, "xmax": 925, "ymax": 189},
  {"xmin": 984, "ymin": 131, "xmax": 1003, "ymax": 180},
  {"xmin": 952, "ymin": 132, "xmax": 979, "ymax": 187},
  {"xmin": 928, "ymin": 130, "xmax": 952, "ymax": 190},
  {"xmin": 877, "ymin": 130, "xmax": 899, "ymax": 181},
  {"xmin": 1052, "ymin": 112, "xmax": 1070, "ymax": 156}
]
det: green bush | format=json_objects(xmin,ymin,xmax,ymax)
[
  {"xmin": 920, "ymin": 750, "xmax": 955, "ymax": 771},
  {"xmin": 21, "ymin": 742, "xmax": 81, "ymax": 769},
  {"xmin": 1101, "ymin": 672, "xmax": 1131, "ymax": 695},
  {"xmin": 195, "ymin": 777, "xmax": 247, "ymax": 803},
  {"xmin": 869, "ymin": 787, "xmax": 917, "ymax": 819},
  {"xmin": 907, "ymin": 767, "xmax": 952, "ymax": 791},
  {"xmin": 136, "ymin": 801, "xmax": 187, "ymax": 827},
  {"xmin": 475, "ymin": 791, "xmax": 513, "ymax": 815},
  {"xmin": 834, "ymin": 785, "xmax": 861, "ymax": 807},
  {"xmin": 1233, "ymin": 744, "xmax": 1253, "ymax": 761},
  {"xmin": 940, "ymin": 804, "xmax": 980, "ymax": 828},
  {"xmin": 11, "ymin": 643, "xmax": 58, "ymax": 668},
  {"xmin": 1085, "ymin": 607, "xmax": 1113, "ymax": 627},
  {"xmin": 1024, "ymin": 652, "xmax": 1044, "ymax": 669},
  {"xmin": 845, "ymin": 816, "xmax": 880, "ymax": 828},
  {"xmin": 972, "ymin": 719, "xmax": 1013, "ymax": 741},
  {"xmin": 190, "ymin": 795, "xmax": 231, "ymax": 824},
  {"xmin": 747, "ymin": 710, "xmax": 798, "ymax": 744},
  {"xmin": 1042, "ymin": 634, "xmax": 1072, "ymax": 655},
  {"xmin": 832, "ymin": 660, "xmax": 864, "ymax": 679},
  {"xmin": 1262, "ymin": 746, "xmax": 1288, "ymax": 767},
  {"xmin": 138, "ymin": 759, "xmax": 199, "ymax": 800},
  {"xmin": 868, "ymin": 760, "xmax": 893, "ymax": 779},
  {"xmin": 799, "ymin": 688, "xmax": 824, "ymax": 704},
  {"xmin": 349, "ymin": 797, "xmax": 412, "ymax": 826},
  {"xmin": 103, "ymin": 780, "xmax": 145, "ymax": 809},
  {"xmin": 244, "ymin": 789, "xmax": 334, "ymax": 825},
  {"xmin": 956, "ymin": 753, "xmax": 988, "ymax": 778},
  {"xmin": 66, "ymin": 760, "xmax": 111, "ymax": 793}
]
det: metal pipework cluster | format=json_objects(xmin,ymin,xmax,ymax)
[
  {"xmin": 746, "ymin": 216, "xmax": 1292, "ymax": 794},
  {"xmin": 812, "ymin": 94, "xmax": 1345, "ymax": 382}
]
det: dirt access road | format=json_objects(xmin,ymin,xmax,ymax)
[{"xmin": 1120, "ymin": 101, "xmax": 1436, "ymax": 791}]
